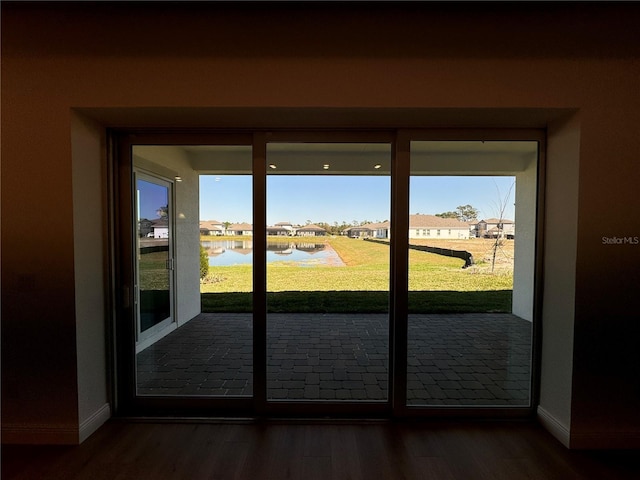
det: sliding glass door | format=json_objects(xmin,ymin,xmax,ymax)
[
  {"xmin": 265, "ymin": 142, "xmax": 391, "ymax": 406},
  {"xmin": 115, "ymin": 131, "xmax": 541, "ymax": 417},
  {"xmin": 116, "ymin": 138, "xmax": 256, "ymax": 413},
  {"xmin": 135, "ymin": 173, "xmax": 174, "ymax": 352},
  {"xmin": 405, "ymin": 140, "xmax": 538, "ymax": 410}
]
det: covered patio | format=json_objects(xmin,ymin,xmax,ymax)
[{"xmin": 137, "ymin": 313, "xmax": 531, "ymax": 406}]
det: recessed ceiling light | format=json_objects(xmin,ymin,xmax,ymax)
[
  {"xmin": 175, "ymin": 176, "xmax": 183, "ymax": 182},
  {"xmin": 269, "ymin": 164, "xmax": 277, "ymax": 169},
  {"xmin": 373, "ymin": 164, "xmax": 382, "ymax": 169},
  {"xmin": 323, "ymin": 164, "xmax": 330, "ymax": 170}
]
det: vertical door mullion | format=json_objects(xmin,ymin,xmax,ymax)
[
  {"xmin": 116, "ymin": 135, "xmax": 137, "ymax": 414},
  {"xmin": 391, "ymin": 131, "xmax": 410, "ymax": 415},
  {"xmin": 531, "ymin": 137, "xmax": 546, "ymax": 411},
  {"xmin": 252, "ymin": 133, "xmax": 268, "ymax": 414}
]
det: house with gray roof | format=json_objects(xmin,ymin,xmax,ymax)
[
  {"xmin": 295, "ymin": 224, "xmax": 327, "ymax": 237},
  {"xmin": 344, "ymin": 221, "xmax": 390, "ymax": 239},
  {"xmin": 226, "ymin": 223, "xmax": 253, "ymax": 236},
  {"xmin": 150, "ymin": 217, "xmax": 169, "ymax": 239},
  {"xmin": 267, "ymin": 221, "xmax": 295, "ymax": 236},
  {"xmin": 476, "ymin": 218, "xmax": 515, "ymax": 239}
]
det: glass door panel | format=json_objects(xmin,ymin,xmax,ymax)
[
  {"xmin": 119, "ymin": 133, "xmax": 541, "ymax": 416},
  {"xmin": 133, "ymin": 145, "xmax": 253, "ymax": 398},
  {"xmin": 407, "ymin": 141, "xmax": 537, "ymax": 407},
  {"xmin": 135, "ymin": 175, "xmax": 174, "ymax": 350},
  {"xmin": 266, "ymin": 143, "xmax": 391, "ymax": 402},
  {"xmin": 197, "ymin": 146, "xmax": 253, "ymax": 397}
]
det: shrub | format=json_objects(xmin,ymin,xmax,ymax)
[{"xmin": 199, "ymin": 244, "xmax": 209, "ymax": 280}]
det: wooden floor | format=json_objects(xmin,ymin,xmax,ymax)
[{"xmin": 3, "ymin": 420, "xmax": 639, "ymax": 479}]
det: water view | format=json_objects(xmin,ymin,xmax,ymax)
[{"xmin": 201, "ymin": 240, "xmax": 345, "ymax": 267}]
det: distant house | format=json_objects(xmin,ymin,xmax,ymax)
[
  {"xmin": 199, "ymin": 220, "xmax": 225, "ymax": 236},
  {"xmin": 476, "ymin": 218, "xmax": 515, "ymax": 239},
  {"xmin": 267, "ymin": 226, "xmax": 289, "ymax": 236},
  {"xmin": 295, "ymin": 224, "xmax": 327, "ymax": 237},
  {"xmin": 267, "ymin": 221, "xmax": 294, "ymax": 236},
  {"xmin": 227, "ymin": 223, "xmax": 253, "ymax": 236},
  {"xmin": 344, "ymin": 221, "xmax": 390, "ymax": 239},
  {"xmin": 150, "ymin": 218, "xmax": 169, "ymax": 239},
  {"xmin": 408, "ymin": 215, "xmax": 470, "ymax": 239},
  {"xmin": 343, "ymin": 226, "xmax": 369, "ymax": 238},
  {"xmin": 276, "ymin": 221, "xmax": 295, "ymax": 235},
  {"xmin": 365, "ymin": 221, "xmax": 390, "ymax": 239},
  {"xmin": 467, "ymin": 221, "xmax": 480, "ymax": 238}
]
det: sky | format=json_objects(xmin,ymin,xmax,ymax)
[
  {"xmin": 199, "ymin": 175, "xmax": 516, "ymax": 225},
  {"xmin": 137, "ymin": 179, "xmax": 169, "ymax": 220}
]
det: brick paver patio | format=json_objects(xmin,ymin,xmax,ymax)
[{"xmin": 137, "ymin": 313, "xmax": 531, "ymax": 406}]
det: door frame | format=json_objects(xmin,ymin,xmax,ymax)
[
  {"xmin": 133, "ymin": 170, "xmax": 176, "ymax": 353},
  {"xmin": 259, "ymin": 132, "xmax": 396, "ymax": 416},
  {"xmin": 393, "ymin": 129, "xmax": 545, "ymax": 418},
  {"xmin": 110, "ymin": 128, "xmax": 544, "ymax": 419}
]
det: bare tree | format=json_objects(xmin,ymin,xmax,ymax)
[{"xmin": 489, "ymin": 180, "xmax": 515, "ymax": 273}]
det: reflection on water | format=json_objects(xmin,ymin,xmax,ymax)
[
  {"xmin": 202, "ymin": 240, "xmax": 253, "ymax": 257},
  {"xmin": 202, "ymin": 240, "xmax": 343, "ymax": 266},
  {"xmin": 268, "ymin": 242, "xmax": 294, "ymax": 255}
]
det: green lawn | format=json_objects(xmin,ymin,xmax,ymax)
[
  {"xmin": 201, "ymin": 290, "xmax": 512, "ymax": 313},
  {"xmin": 138, "ymin": 251, "xmax": 170, "ymax": 290},
  {"xmin": 201, "ymin": 236, "xmax": 513, "ymax": 313}
]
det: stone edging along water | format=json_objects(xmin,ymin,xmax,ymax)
[{"xmin": 363, "ymin": 238, "xmax": 474, "ymax": 269}]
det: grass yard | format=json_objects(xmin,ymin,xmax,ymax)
[
  {"xmin": 201, "ymin": 236, "xmax": 513, "ymax": 313},
  {"xmin": 201, "ymin": 290, "xmax": 512, "ymax": 314},
  {"xmin": 138, "ymin": 250, "xmax": 170, "ymax": 290}
]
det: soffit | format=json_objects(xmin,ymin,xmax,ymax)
[{"xmin": 138, "ymin": 141, "xmax": 536, "ymax": 176}]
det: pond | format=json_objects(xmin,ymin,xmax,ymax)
[{"xmin": 201, "ymin": 240, "xmax": 345, "ymax": 267}]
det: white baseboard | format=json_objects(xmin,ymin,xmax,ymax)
[
  {"xmin": 537, "ymin": 405, "xmax": 571, "ymax": 448},
  {"xmin": 538, "ymin": 406, "xmax": 640, "ymax": 449},
  {"xmin": 2, "ymin": 403, "xmax": 111, "ymax": 445},
  {"xmin": 79, "ymin": 403, "xmax": 111, "ymax": 443},
  {"xmin": 1, "ymin": 423, "xmax": 78, "ymax": 445}
]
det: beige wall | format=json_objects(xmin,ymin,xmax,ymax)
[
  {"xmin": 512, "ymin": 155, "xmax": 538, "ymax": 322},
  {"xmin": 71, "ymin": 112, "xmax": 111, "ymax": 443},
  {"xmin": 2, "ymin": 3, "xmax": 640, "ymax": 447},
  {"xmin": 537, "ymin": 113, "xmax": 581, "ymax": 446}
]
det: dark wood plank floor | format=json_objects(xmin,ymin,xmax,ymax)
[{"xmin": 3, "ymin": 420, "xmax": 639, "ymax": 479}]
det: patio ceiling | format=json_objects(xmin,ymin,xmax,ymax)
[{"xmin": 183, "ymin": 141, "xmax": 537, "ymax": 176}]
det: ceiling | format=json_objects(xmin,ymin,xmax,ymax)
[{"xmin": 181, "ymin": 141, "xmax": 537, "ymax": 175}]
